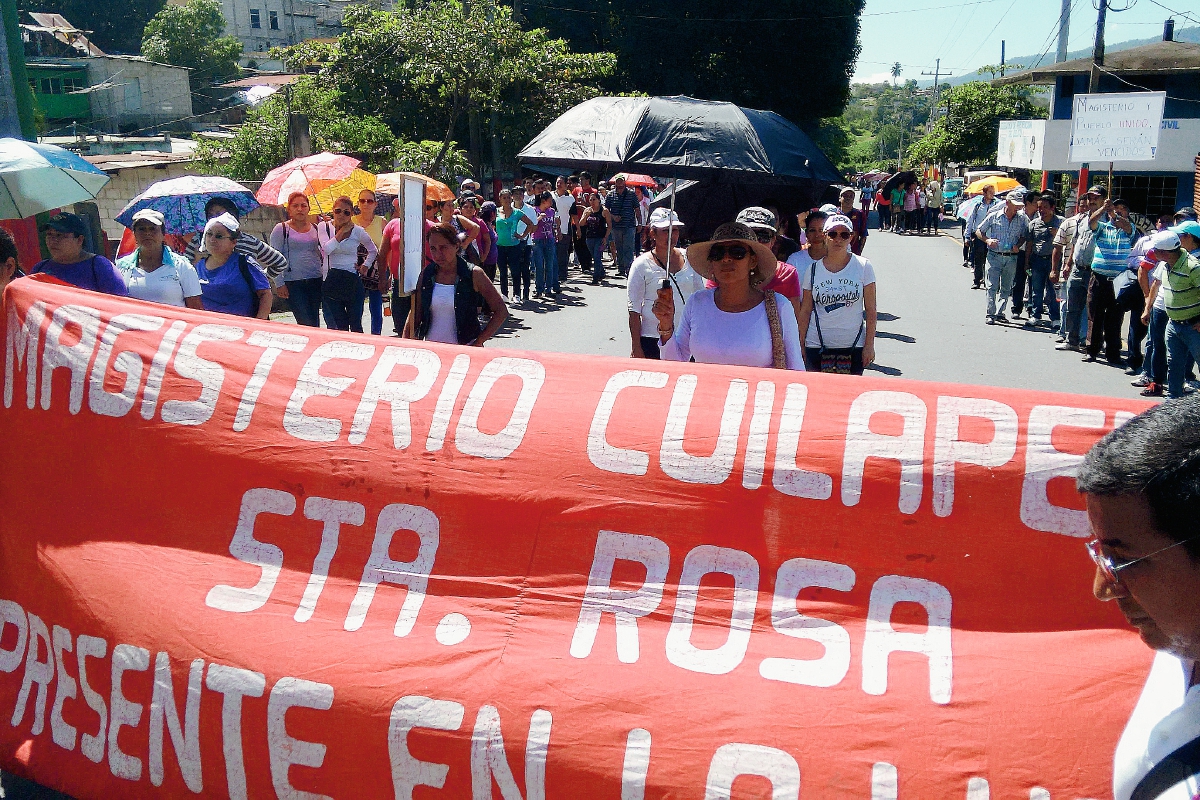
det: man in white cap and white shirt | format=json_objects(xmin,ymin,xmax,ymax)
[{"xmin": 627, "ymin": 208, "xmax": 704, "ymax": 359}]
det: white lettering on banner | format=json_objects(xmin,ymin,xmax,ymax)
[
  {"xmin": 349, "ymin": 346, "xmax": 440, "ymax": 448},
  {"xmin": 862, "ymin": 575, "xmax": 953, "ymax": 705},
  {"xmin": 759, "ymin": 559, "xmax": 856, "ymax": 687},
  {"xmin": 4, "ymin": 300, "xmax": 45, "ymax": 409},
  {"xmin": 40, "ymin": 304, "xmax": 100, "ymax": 414},
  {"xmin": 76, "ymin": 634, "xmax": 108, "ymax": 764},
  {"xmin": 205, "ymin": 488, "xmax": 297, "ymax": 614},
  {"xmin": 87, "ymin": 314, "xmax": 165, "ymax": 418},
  {"xmin": 470, "ymin": 705, "xmax": 552, "ymax": 800},
  {"xmin": 666, "ymin": 546, "xmax": 760, "ymax": 675},
  {"xmin": 570, "ymin": 531, "xmax": 671, "ymax": 664},
  {"xmin": 283, "ymin": 340, "xmax": 376, "ymax": 442},
  {"xmin": 426, "ymin": 353, "xmax": 470, "ymax": 451},
  {"xmin": 843, "ymin": 391, "xmax": 928, "ymax": 514},
  {"xmin": 108, "ymin": 643, "xmax": 150, "ymax": 781},
  {"xmin": 388, "ymin": 695, "xmax": 466, "ymax": 798},
  {"xmin": 621, "ymin": 728, "xmax": 652, "ymax": 800},
  {"xmin": 139, "ymin": 320, "xmax": 186, "ymax": 421},
  {"xmin": 11, "ymin": 612, "xmax": 52, "ymax": 734},
  {"xmin": 1021, "ymin": 405, "xmax": 1107, "ymax": 537},
  {"xmin": 587, "ymin": 370, "xmax": 669, "ymax": 475},
  {"xmin": 703, "ymin": 743, "xmax": 800, "ymax": 800},
  {"xmin": 205, "ymin": 663, "xmax": 266, "ymax": 800},
  {"xmin": 344, "ymin": 504, "xmax": 440, "ymax": 637},
  {"xmin": 0, "ymin": 599, "xmax": 28, "ymax": 673},
  {"xmin": 160, "ymin": 324, "xmax": 245, "ymax": 426},
  {"xmin": 268, "ymin": 677, "xmax": 335, "ymax": 800},
  {"xmin": 50, "ymin": 625, "xmax": 78, "ymax": 751},
  {"xmin": 148, "ymin": 653, "xmax": 203, "ymax": 791},
  {"xmin": 456, "ymin": 357, "xmax": 546, "ymax": 459},
  {"xmin": 743, "ymin": 381, "xmax": 776, "ymax": 490},
  {"xmin": 967, "ymin": 777, "xmax": 990, "ymax": 799},
  {"xmin": 234, "ymin": 331, "xmax": 309, "ymax": 432},
  {"xmin": 661, "ymin": 376, "xmax": 748, "ymax": 485},
  {"xmin": 295, "ymin": 497, "xmax": 366, "ymax": 623},
  {"xmin": 871, "ymin": 762, "xmax": 898, "ymax": 800},
  {"xmin": 933, "ymin": 397, "xmax": 1019, "ymax": 518},
  {"xmin": 773, "ymin": 383, "xmax": 834, "ymax": 499}
]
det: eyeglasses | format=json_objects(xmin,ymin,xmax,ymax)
[
  {"xmin": 1086, "ymin": 535, "xmax": 1200, "ymax": 586},
  {"xmin": 205, "ymin": 232, "xmax": 233, "ymax": 241},
  {"xmin": 827, "ymin": 230, "xmax": 853, "ymax": 240},
  {"xmin": 752, "ymin": 229, "xmax": 774, "ymax": 244},
  {"xmin": 333, "ymin": 208, "xmax": 352, "ymax": 215},
  {"xmin": 707, "ymin": 243, "xmax": 750, "ymax": 261}
]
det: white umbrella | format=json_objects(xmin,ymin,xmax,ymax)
[{"xmin": 0, "ymin": 138, "xmax": 110, "ymax": 220}]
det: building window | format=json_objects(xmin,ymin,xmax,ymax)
[
  {"xmin": 1110, "ymin": 175, "xmax": 1179, "ymax": 218},
  {"xmin": 62, "ymin": 77, "xmax": 84, "ymax": 93},
  {"xmin": 250, "ymin": 8, "xmax": 261, "ymax": 28},
  {"xmin": 39, "ymin": 77, "xmax": 66, "ymax": 95},
  {"xmin": 269, "ymin": 10, "xmax": 279, "ymax": 29},
  {"xmin": 123, "ymin": 77, "xmax": 142, "ymax": 112}
]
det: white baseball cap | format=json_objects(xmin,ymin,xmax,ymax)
[
  {"xmin": 648, "ymin": 208, "xmax": 683, "ymax": 229},
  {"xmin": 1149, "ymin": 230, "xmax": 1181, "ymax": 252},
  {"xmin": 823, "ymin": 214, "xmax": 853, "ymax": 233},
  {"xmin": 131, "ymin": 209, "xmax": 165, "ymax": 228}
]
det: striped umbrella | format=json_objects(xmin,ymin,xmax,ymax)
[
  {"xmin": 256, "ymin": 152, "xmax": 360, "ymax": 210},
  {"xmin": 115, "ymin": 176, "xmax": 258, "ymax": 234},
  {"xmin": 0, "ymin": 137, "xmax": 110, "ymax": 220}
]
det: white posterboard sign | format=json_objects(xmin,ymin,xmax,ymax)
[
  {"xmin": 402, "ymin": 178, "xmax": 425, "ymax": 295},
  {"xmin": 998, "ymin": 120, "xmax": 1046, "ymax": 169},
  {"xmin": 1068, "ymin": 91, "xmax": 1166, "ymax": 163}
]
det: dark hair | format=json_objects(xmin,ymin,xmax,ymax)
[
  {"xmin": 427, "ymin": 223, "xmax": 458, "ymax": 246},
  {"xmin": 205, "ymin": 198, "xmax": 239, "ymax": 219},
  {"xmin": 1077, "ymin": 396, "xmax": 1200, "ymax": 559},
  {"xmin": 1112, "ymin": 198, "xmax": 1130, "ymax": 210},
  {"xmin": 0, "ymin": 227, "xmax": 19, "ymax": 268},
  {"xmin": 479, "ymin": 201, "xmax": 497, "ymax": 223},
  {"xmin": 1039, "ymin": 192, "xmax": 1058, "ymax": 206},
  {"xmin": 537, "ymin": 191, "xmax": 552, "ymax": 206},
  {"xmin": 580, "ymin": 171, "xmax": 591, "ymax": 181},
  {"xmin": 1024, "ymin": 191, "xmax": 1040, "ymax": 202},
  {"xmin": 805, "ymin": 210, "xmax": 829, "ymax": 229}
]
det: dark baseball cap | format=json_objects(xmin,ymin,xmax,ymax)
[
  {"xmin": 1085, "ymin": 185, "xmax": 1108, "ymax": 198},
  {"xmin": 39, "ymin": 212, "xmax": 87, "ymax": 237}
]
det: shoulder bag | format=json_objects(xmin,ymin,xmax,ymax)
[{"xmin": 762, "ymin": 292, "xmax": 787, "ymax": 370}]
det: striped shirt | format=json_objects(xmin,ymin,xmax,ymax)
[
  {"xmin": 605, "ymin": 188, "xmax": 638, "ymax": 229},
  {"xmin": 185, "ymin": 232, "xmax": 288, "ymax": 279},
  {"xmin": 1090, "ymin": 220, "xmax": 1136, "ymax": 278},
  {"xmin": 1163, "ymin": 250, "xmax": 1200, "ymax": 323},
  {"xmin": 978, "ymin": 208, "xmax": 1029, "ymax": 253}
]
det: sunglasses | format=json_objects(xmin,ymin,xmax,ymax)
[
  {"xmin": 707, "ymin": 243, "xmax": 750, "ymax": 261},
  {"xmin": 359, "ymin": 197, "xmax": 376, "ymax": 204},
  {"xmin": 752, "ymin": 229, "xmax": 774, "ymax": 244},
  {"xmin": 333, "ymin": 208, "xmax": 353, "ymax": 215},
  {"xmin": 827, "ymin": 230, "xmax": 853, "ymax": 240}
]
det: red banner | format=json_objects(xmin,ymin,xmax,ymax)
[{"xmin": 0, "ymin": 276, "xmax": 1154, "ymax": 799}]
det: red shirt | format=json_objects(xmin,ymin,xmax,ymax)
[
  {"xmin": 704, "ymin": 261, "xmax": 801, "ymax": 300},
  {"xmin": 383, "ymin": 217, "xmax": 403, "ymax": 279}
]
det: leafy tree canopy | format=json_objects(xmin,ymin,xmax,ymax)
[
  {"xmin": 907, "ymin": 80, "xmax": 1044, "ymax": 166},
  {"xmin": 17, "ymin": 0, "xmax": 165, "ymax": 54},
  {"xmin": 141, "ymin": 0, "xmax": 242, "ymax": 91}
]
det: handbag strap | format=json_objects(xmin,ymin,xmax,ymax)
[
  {"xmin": 763, "ymin": 291, "xmax": 786, "ymax": 370},
  {"xmin": 1131, "ymin": 735, "xmax": 1200, "ymax": 800}
]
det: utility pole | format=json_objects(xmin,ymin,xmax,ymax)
[
  {"xmin": 921, "ymin": 59, "xmax": 953, "ymax": 131},
  {"xmin": 1000, "ymin": 40, "xmax": 1006, "ymax": 75},
  {"xmin": 0, "ymin": 0, "xmax": 36, "ymax": 139},
  {"xmin": 1056, "ymin": 0, "xmax": 1072, "ymax": 62},
  {"xmin": 1089, "ymin": 0, "xmax": 1107, "ymax": 92}
]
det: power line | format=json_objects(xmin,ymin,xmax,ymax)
[
  {"xmin": 953, "ymin": 0, "xmax": 1023, "ymax": 72},
  {"xmin": 1142, "ymin": 0, "xmax": 1200, "ymax": 25},
  {"xmin": 1095, "ymin": 63, "xmax": 1200, "ymax": 103}
]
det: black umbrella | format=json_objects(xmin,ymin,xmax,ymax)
[
  {"xmin": 518, "ymin": 95, "xmax": 842, "ymax": 185},
  {"xmin": 880, "ymin": 171, "xmax": 918, "ymax": 197},
  {"xmin": 649, "ymin": 178, "xmax": 836, "ymax": 243}
]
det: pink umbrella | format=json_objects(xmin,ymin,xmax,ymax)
[
  {"xmin": 612, "ymin": 173, "xmax": 657, "ymax": 188},
  {"xmin": 256, "ymin": 152, "xmax": 361, "ymax": 208}
]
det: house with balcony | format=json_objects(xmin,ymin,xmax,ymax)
[{"xmin": 992, "ymin": 28, "xmax": 1200, "ymax": 214}]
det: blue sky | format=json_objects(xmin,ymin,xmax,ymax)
[{"xmin": 853, "ymin": 0, "xmax": 1198, "ymax": 84}]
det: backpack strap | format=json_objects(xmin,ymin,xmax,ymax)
[{"xmin": 1131, "ymin": 735, "xmax": 1200, "ymax": 800}]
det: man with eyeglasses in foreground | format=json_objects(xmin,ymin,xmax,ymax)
[{"xmin": 1077, "ymin": 397, "xmax": 1200, "ymax": 800}]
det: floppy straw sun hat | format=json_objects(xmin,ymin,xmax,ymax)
[{"xmin": 686, "ymin": 222, "xmax": 778, "ymax": 285}]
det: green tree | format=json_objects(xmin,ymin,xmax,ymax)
[
  {"xmin": 522, "ymin": 0, "xmax": 863, "ymax": 129},
  {"xmin": 907, "ymin": 80, "xmax": 1044, "ymax": 165},
  {"xmin": 141, "ymin": 0, "xmax": 242, "ymax": 92},
  {"xmin": 192, "ymin": 77, "xmax": 428, "ymax": 181},
  {"xmin": 284, "ymin": 0, "xmax": 612, "ymax": 177},
  {"xmin": 890, "ymin": 62, "xmax": 902, "ymax": 87},
  {"xmin": 17, "ymin": 0, "xmax": 165, "ymax": 54}
]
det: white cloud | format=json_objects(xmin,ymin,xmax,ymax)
[{"xmin": 854, "ymin": 71, "xmax": 896, "ymax": 85}]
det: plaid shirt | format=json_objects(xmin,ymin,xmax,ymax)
[{"xmin": 978, "ymin": 208, "xmax": 1029, "ymax": 253}]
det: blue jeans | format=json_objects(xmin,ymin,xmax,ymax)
[
  {"xmin": 1027, "ymin": 254, "xmax": 1059, "ymax": 322},
  {"xmin": 1145, "ymin": 307, "xmax": 1168, "ymax": 384},
  {"xmin": 985, "ymin": 252, "xmax": 1017, "ymax": 317},
  {"xmin": 611, "ymin": 226, "xmax": 636, "ymax": 275},
  {"xmin": 532, "ymin": 238, "xmax": 557, "ymax": 293},
  {"xmin": 1166, "ymin": 319, "xmax": 1200, "ymax": 397},
  {"xmin": 367, "ymin": 289, "xmax": 384, "ymax": 335},
  {"xmin": 286, "ymin": 277, "xmax": 323, "ymax": 327},
  {"xmin": 587, "ymin": 237, "xmax": 606, "ymax": 281}
]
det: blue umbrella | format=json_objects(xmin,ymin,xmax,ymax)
[
  {"xmin": 116, "ymin": 176, "xmax": 259, "ymax": 235},
  {"xmin": 0, "ymin": 137, "xmax": 110, "ymax": 220}
]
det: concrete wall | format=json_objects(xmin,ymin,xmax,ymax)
[
  {"xmin": 85, "ymin": 57, "xmax": 193, "ymax": 133},
  {"xmin": 88, "ymin": 163, "xmax": 283, "ymax": 243}
]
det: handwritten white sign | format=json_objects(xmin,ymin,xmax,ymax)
[
  {"xmin": 998, "ymin": 120, "xmax": 1046, "ymax": 169},
  {"xmin": 1068, "ymin": 91, "xmax": 1165, "ymax": 163}
]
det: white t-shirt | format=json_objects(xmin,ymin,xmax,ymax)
[
  {"xmin": 661, "ymin": 289, "xmax": 805, "ymax": 370},
  {"xmin": 801, "ymin": 255, "xmax": 876, "ymax": 349},
  {"xmin": 626, "ymin": 250, "xmax": 705, "ymax": 337},
  {"xmin": 1153, "ymin": 261, "xmax": 1168, "ymax": 311},
  {"xmin": 427, "ymin": 283, "xmax": 458, "ymax": 344},
  {"xmin": 118, "ymin": 251, "xmax": 202, "ymax": 307},
  {"xmin": 553, "ymin": 192, "xmax": 576, "ymax": 236},
  {"xmin": 786, "ymin": 248, "xmax": 817, "ymax": 274},
  {"xmin": 1113, "ymin": 651, "xmax": 1200, "ymax": 800}
]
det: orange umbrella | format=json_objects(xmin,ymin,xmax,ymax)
[
  {"xmin": 376, "ymin": 172, "xmax": 455, "ymax": 203},
  {"xmin": 964, "ymin": 175, "xmax": 1021, "ymax": 195}
]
